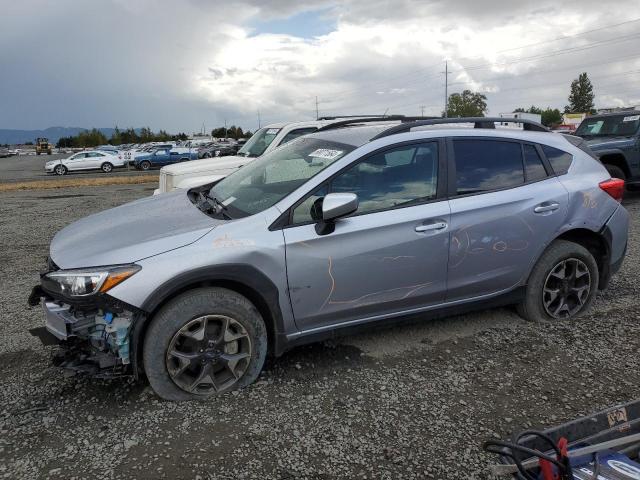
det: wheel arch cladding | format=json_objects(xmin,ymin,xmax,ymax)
[
  {"xmin": 132, "ymin": 265, "xmax": 286, "ymax": 376},
  {"xmin": 598, "ymin": 152, "xmax": 631, "ymax": 178},
  {"xmin": 553, "ymin": 228, "xmax": 610, "ymax": 289}
]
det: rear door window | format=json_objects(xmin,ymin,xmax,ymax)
[
  {"xmin": 453, "ymin": 140, "xmax": 524, "ymax": 195},
  {"xmin": 542, "ymin": 145, "xmax": 573, "ymax": 175}
]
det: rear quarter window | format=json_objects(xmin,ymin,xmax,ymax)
[{"xmin": 542, "ymin": 145, "xmax": 573, "ymax": 175}]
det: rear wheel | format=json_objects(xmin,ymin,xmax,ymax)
[
  {"xmin": 143, "ymin": 288, "xmax": 268, "ymax": 401},
  {"xmin": 101, "ymin": 162, "xmax": 113, "ymax": 173},
  {"xmin": 517, "ymin": 240, "xmax": 599, "ymax": 322},
  {"xmin": 140, "ymin": 160, "xmax": 151, "ymax": 171},
  {"xmin": 54, "ymin": 164, "xmax": 67, "ymax": 175}
]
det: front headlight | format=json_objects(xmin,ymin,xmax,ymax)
[{"xmin": 42, "ymin": 265, "xmax": 141, "ymax": 298}]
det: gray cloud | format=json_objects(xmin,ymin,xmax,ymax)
[{"xmin": 1, "ymin": 0, "xmax": 639, "ymax": 133}]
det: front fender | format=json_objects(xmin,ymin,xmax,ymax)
[{"xmin": 128, "ymin": 264, "xmax": 290, "ymax": 376}]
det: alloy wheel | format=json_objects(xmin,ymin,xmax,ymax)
[
  {"xmin": 165, "ymin": 315, "xmax": 252, "ymax": 395},
  {"xmin": 54, "ymin": 165, "xmax": 65, "ymax": 175},
  {"xmin": 542, "ymin": 257, "xmax": 591, "ymax": 319}
]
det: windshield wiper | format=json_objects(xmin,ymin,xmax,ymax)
[{"xmin": 196, "ymin": 191, "xmax": 232, "ymax": 219}]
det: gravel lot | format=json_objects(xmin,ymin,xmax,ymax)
[
  {"xmin": 1, "ymin": 184, "xmax": 639, "ymax": 479},
  {"xmin": 0, "ymin": 154, "xmax": 157, "ymax": 183}
]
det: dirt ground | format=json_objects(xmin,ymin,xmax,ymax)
[{"xmin": 1, "ymin": 184, "xmax": 639, "ymax": 479}]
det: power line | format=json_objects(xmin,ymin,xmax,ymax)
[
  {"xmin": 317, "ymin": 32, "xmax": 640, "ymax": 109},
  {"xmin": 455, "ymin": 32, "xmax": 640, "ymax": 74},
  {"xmin": 316, "ymin": 16, "xmax": 640, "ymax": 104},
  {"xmin": 484, "ymin": 17, "xmax": 640, "ymax": 56},
  {"xmin": 319, "ymin": 50, "xmax": 640, "ymax": 113}
]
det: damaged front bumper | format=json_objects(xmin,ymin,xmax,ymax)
[{"xmin": 29, "ymin": 288, "xmax": 137, "ymax": 377}]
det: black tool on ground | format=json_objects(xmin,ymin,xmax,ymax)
[
  {"xmin": 485, "ymin": 430, "xmax": 575, "ymax": 479},
  {"xmin": 484, "ymin": 400, "xmax": 640, "ymax": 479}
]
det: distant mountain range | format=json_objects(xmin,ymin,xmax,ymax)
[{"xmin": 0, "ymin": 127, "xmax": 140, "ymax": 145}]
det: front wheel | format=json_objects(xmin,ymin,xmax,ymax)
[
  {"xmin": 139, "ymin": 160, "xmax": 151, "ymax": 171},
  {"xmin": 54, "ymin": 164, "xmax": 67, "ymax": 175},
  {"xmin": 143, "ymin": 288, "xmax": 268, "ymax": 401},
  {"xmin": 101, "ymin": 162, "xmax": 113, "ymax": 173},
  {"xmin": 517, "ymin": 240, "xmax": 599, "ymax": 322}
]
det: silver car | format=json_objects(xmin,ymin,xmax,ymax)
[{"xmin": 29, "ymin": 118, "xmax": 629, "ymax": 401}]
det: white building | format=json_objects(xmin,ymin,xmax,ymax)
[{"xmin": 499, "ymin": 112, "xmax": 542, "ymax": 128}]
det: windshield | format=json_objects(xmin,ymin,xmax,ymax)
[
  {"xmin": 209, "ymin": 137, "xmax": 355, "ymax": 218},
  {"xmin": 237, "ymin": 127, "xmax": 281, "ymax": 157},
  {"xmin": 576, "ymin": 114, "xmax": 640, "ymax": 137}
]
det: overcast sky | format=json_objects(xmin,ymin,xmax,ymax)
[{"xmin": 2, "ymin": 0, "xmax": 640, "ymax": 132}]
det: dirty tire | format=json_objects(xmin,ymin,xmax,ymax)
[
  {"xmin": 604, "ymin": 164, "xmax": 626, "ymax": 182},
  {"xmin": 143, "ymin": 287, "xmax": 267, "ymax": 401},
  {"xmin": 54, "ymin": 164, "xmax": 67, "ymax": 175},
  {"xmin": 140, "ymin": 160, "xmax": 151, "ymax": 171},
  {"xmin": 517, "ymin": 240, "xmax": 599, "ymax": 322},
  {"xmin": 101, "ymin": 162, "xmax": 113, "ymax": 173}
]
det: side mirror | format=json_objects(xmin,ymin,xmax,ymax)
[{"xmin": 315, "ymin": 193, "xmax": 358, "ymax": 235}]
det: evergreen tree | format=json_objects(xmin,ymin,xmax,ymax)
[{"xmin": 565, "ymin": 72, "xmax": 595, "ymax": 113}]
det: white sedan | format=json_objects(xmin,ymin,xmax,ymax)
[{"xmin": 45, "ymin": 150, "xmax": 125, "ymax": 175}]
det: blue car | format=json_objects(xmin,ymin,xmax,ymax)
[{"xmin": 134, "ymin": 148, "xmax": 198, "ymax": 170}]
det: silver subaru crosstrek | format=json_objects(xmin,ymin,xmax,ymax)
[{"xmin": 29, "ymin": 117, "xmax": 629, "ymax": 401}]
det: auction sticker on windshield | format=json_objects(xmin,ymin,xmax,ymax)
[
  {"xmin": 308, "ymin": 149, "xmax": 344, "ymax": 160},
  {"xmin": 266, "ymin": 128, "xmax": 280, "ymax": 134},
  {"xmin": 623, "ymin": 115, "xmax": 640, "ymax": 122}
]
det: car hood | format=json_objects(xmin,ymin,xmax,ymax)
[
  {"xmin": 50, "ymin": 190, "xmax": 222, "ymax": 269},
  {"xmin": 162, "ymin": 155, "xmax": 251, "ymax": 176},
  {"xmin": 585, "ymin": 136, "xmax": 635, "ymax": 151}
]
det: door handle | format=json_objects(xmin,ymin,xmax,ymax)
[
  {"xmin": 415, "ymin": 221, "xmax": 447, "ymax": 232},
  {"xmin": 534, "ymin": 202, "xmax": 559, "ymax": 214}
]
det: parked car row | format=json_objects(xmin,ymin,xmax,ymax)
[{"xmin": 30, "ymin": 115, "xmax": 629, "ymax": 401}]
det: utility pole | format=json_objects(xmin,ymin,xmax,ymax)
[
  {"xmin": 443, "ymin": 61, "xmax": 449, "ymax": 118},
  {"xmin": 257, "ymin": 110, "xmax": 261, "ymax": 129},
  {"xmin": 420, "ymin": 105, "xmax": 426, "ymax": 117},
  {"xmin": 224, "ymin": 119, "xmax": 227, "ymax": 140},
  {"xmin": 315, "ymin": 96, "xmax": 319, "ymax": 120}
]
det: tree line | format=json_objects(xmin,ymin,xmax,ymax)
[
  {"xmin": 56, "ymin": 125, "xmax": 254, "ymax": 148},
  {"xmin": 211, "ymin": 126, "xmax": 253, "ymax": 139},
  {"xmin": 56, "ymin": 127, "xmax": 190, "ymax": 148},
  {"xmin": 444, "ymin": 72, "xmax": 596, "ymax": 127}
]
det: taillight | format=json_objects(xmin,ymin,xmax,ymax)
[{"xmin": 599, "ymin": 178, "xmax": 625, "ymax": 202}]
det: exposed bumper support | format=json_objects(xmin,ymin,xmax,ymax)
[{"xmin": 31, "ymin": 297, "xmax": 135, "ymax": 377}]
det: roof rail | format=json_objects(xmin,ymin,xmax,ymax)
[
  {"xmin": 370, "ymin": 117, "xmax": 549, "ymax": 140},
  {"xmin": 316, "ymin": 116, "xmax": 439, "ymax": 132},
  {"xmin": 318, "ymin": 115, "xmax": 406, "ymax": 120}
]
